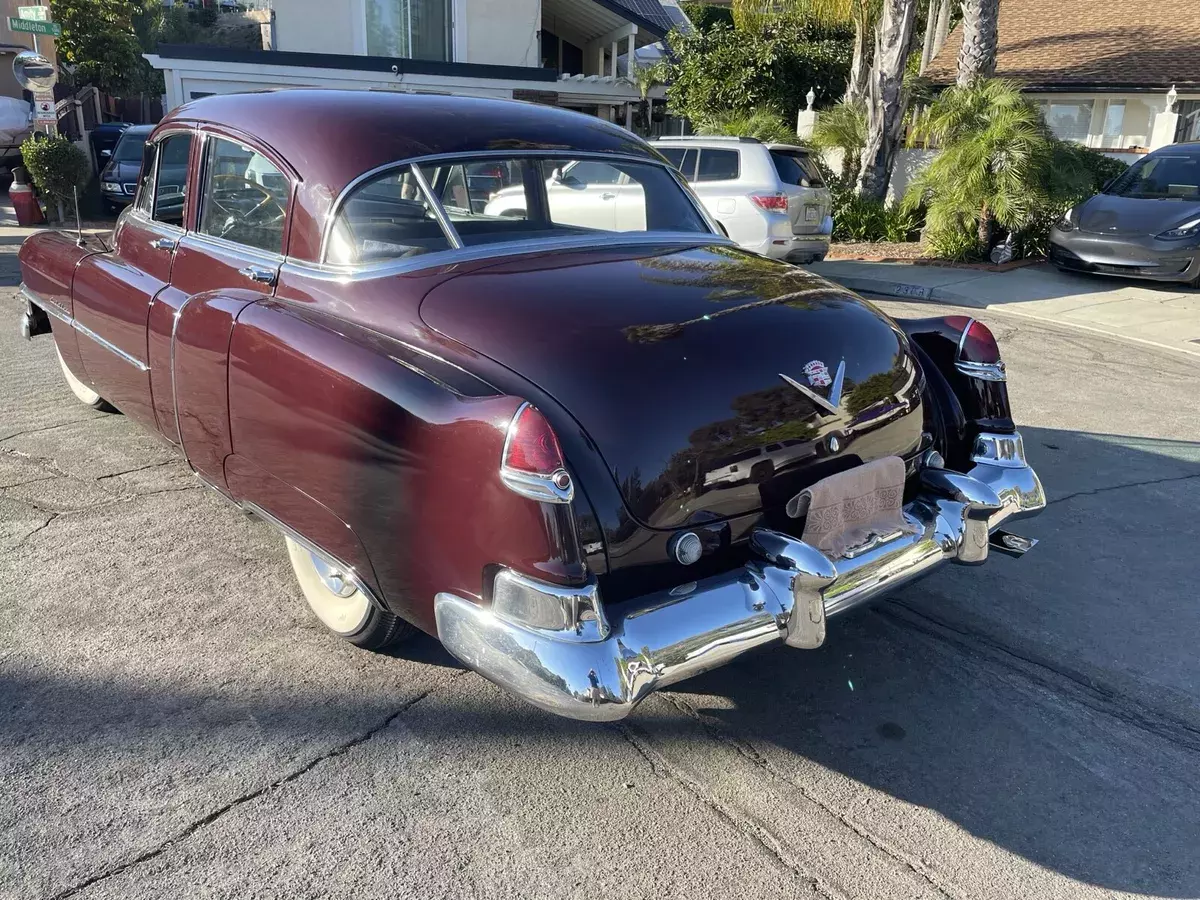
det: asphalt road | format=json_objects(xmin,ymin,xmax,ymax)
[{"xmin": 2, "ymin": 246, "xmax": 1199, "ymax": 899}]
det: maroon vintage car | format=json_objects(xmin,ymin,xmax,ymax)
[{"xmin": 18, "ymin": 91, "xmax": 1045, "ymax": 720}]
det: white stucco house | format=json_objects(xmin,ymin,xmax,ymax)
[
  {"xmin": 926, "ymin": 0, "xmax": 1198, "ymax": 164},
  {"xmin": 145, "ymin": 0, "xmax": 689, "ymax": 128}
]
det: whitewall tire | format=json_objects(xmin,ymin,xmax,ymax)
[
  {"xmin": 56, "ymin": 346, "xmax": 107, "ymax": 409},
  {"xmin": 284, "ymin": 536, "xmax": 414, "ymax": 650}
]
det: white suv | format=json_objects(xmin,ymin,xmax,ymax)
[{"xmin": 653, "ymin": 136, "xmax": 833, "ymax": 264}]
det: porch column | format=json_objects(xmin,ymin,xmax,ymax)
[
  {"xmin": 610, "ymin": 41, "xmax": 618, "ymax": 77},
  {"xmin": 626, "ymin": 33, "xmax": 637, "ymax": 77}
]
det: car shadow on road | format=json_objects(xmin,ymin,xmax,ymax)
[{"xmin": 662, "ymin": 425, "xmax": 1200, "ymax": 897}]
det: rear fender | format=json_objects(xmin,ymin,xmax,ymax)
[{"xmin": 225, "ymin": 300, "xmax": 588, "ymax": 635}]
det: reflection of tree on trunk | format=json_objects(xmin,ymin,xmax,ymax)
[
  {"xmin": 624, "ymin": 288, "xmax": 830, "ymax": 344},
  {"xmin": 635, "ymin": 245, "xmax": 834, "ymax": 302}
]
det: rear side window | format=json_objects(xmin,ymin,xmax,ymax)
[
  {"xmin": 771, "ymin": 150, "xmax": 824, "ymax": 187},
  {"xmin": 659, "ymin": 146, "xmax": 697, "ymax": 179},
  {"xmin": 696, "ymin": 149, "xmax": 740, "ymax": 182}
]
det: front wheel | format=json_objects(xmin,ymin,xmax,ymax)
[{"xmin": 284, "ymin": 536, "xmax": 415, "ymax": 650}]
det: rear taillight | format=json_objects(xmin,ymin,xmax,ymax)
[
  {"xmin": 750, "ymin": 192, "xmax": 789, "ymax": 213},
  {"xmin": 500, "ymin": 403, "xmax": 574, "ymax": 503},
  {"xmin": 945, "ymin": 316, "xmax": 1005, "ymax": 380}
]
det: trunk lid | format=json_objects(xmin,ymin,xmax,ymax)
[{"xmin": 420, "ymin": 244, "xmax": 924, "ymax": 530}]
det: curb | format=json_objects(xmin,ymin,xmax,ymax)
[{"xmin": 819, "ymin": 273, "xmax": 1200, "ymax": 360}]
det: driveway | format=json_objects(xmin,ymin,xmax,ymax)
[{"xmin": 2, "ymin": 237, "xmax": 1199, "ymax": 898}]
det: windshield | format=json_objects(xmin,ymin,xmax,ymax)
[
  {"xmin": 1107, "ymin": 153, "xmax": 1200, "ymax": 200},
  {"xmin": 326, "ymin": 155, "xmax": 712, "ymax": 265},
  {"xmin": 113, "ymin": 132, "xmax": 147, "ymax": 163}
]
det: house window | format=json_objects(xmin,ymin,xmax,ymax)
[
  {"xmin": 1101, "ymin": 101, "xmax": 1125, "ymax": 145},
  {"xmin": 366, "ymin": 0, "xmax": 450, "ymax": 61},
  {"xmin": 1041, "ymin": 100, "xmax": 1094, "ymax": 144}
]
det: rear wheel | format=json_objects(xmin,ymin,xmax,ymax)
[
  {"xmin": 56, "ymin": 346, "xmax": 110, "ymax": 410},
  {"xmin": 284, "ymin": 536, "xmax": 415, "ymax": 650}
]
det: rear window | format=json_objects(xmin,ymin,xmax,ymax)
[
  {"xmin": 696, "ymin": 149, "xmax": 740, "ymax": 182},
  {"xmin": 771, "ymin": 150, "xmax": 824, "ymax": 187}
]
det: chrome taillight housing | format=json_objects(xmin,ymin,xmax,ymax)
[
  {"xmin": 500, "ymin": 402, "xmax": 574, "ymax": 503},
  {"xmin": 944, "ymin": 316, "xmax": 1005, "ymax": 382}
]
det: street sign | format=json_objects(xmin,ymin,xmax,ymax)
[
  {"xmin": 33, "ymin": 94, "xmax": 57, "ymax": 126},
  {"xmin": 16, "ymin": 6, "xmax": 50, "ymax": 21},
  {"xmin": 8, "ymin": 17, "xmax": 61, "ymax": 36}
]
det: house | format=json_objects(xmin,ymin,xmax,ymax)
[
  {"xmin": 145, "ymin": 0, "xmax": 690, "ymax": 129},
  {"xmin": 925, "ymin": 0, "xmax": 1199, "ymax": 162}
]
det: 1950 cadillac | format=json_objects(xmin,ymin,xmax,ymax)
[{"xmin": 17, "ymin": 91, "xmax": 1045, "ymax": 721}]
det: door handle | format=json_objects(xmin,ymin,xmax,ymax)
[
  {"xmin": 149, "ymin": 238, "xmax": 177, "ymax": 251},
  {"xmin": 600, "ymin": 192, "xmax": 617, "ymax": 200},
  {"xmin": 238, "ymin": 265, "xmax": 277, "ymax": 286}
]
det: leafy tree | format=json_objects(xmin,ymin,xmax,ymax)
[
  {"xmin": 50, "ymin": 0, "xmax": 148, "ymax": 95},
  {"xmin": 664, "ymin": 13, "xmax": 853, "ymax": 125}
]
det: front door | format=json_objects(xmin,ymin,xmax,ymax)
[{"xmin": 71, "ymin": 130, "xmax": 194, "ymax": 430}]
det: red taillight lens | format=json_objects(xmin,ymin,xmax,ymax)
[
  {"xmin": 750, "ymin": 192, "xmax": 789, "ymax": 213},
  {"xmin": 504, "ymin": 404, "xmax": 565, "ymax": 475},
  {"xmin": 959, "ymin": 319, "xmax": 1001, "ymax": 364}
]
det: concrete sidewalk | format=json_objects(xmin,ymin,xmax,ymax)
[{"xmin": 810, "ymin": 259, "xmax": 1200, "ymax": 357}]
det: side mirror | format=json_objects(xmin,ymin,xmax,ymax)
[{"xmin": 100, "ymin": 149, "xmax": 112, "ymax": 158}]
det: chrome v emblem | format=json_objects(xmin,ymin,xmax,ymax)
[{"xmin": 780, "ymin": 359, "xmax": 846, "ymax": 416}]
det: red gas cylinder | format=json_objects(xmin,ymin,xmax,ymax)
[{"xmin": 9, "ymin": 166, "xmax": 45, "ymax": 227}]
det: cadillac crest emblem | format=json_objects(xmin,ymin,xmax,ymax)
[{"xmin": 803, "ymin": 360, "xmax": 832, "ymax": 388}]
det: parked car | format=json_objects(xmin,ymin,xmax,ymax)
[
  {"xmin": 653, "ymin": 136, "xmax": 833, "ymax": 264},
  {"xmin": 1050, "ymin": 142, "xmax": 1200, "ymax": 285},
  {"xmin": 99, "ymin": 124, "xmax": 153, "ymax": 213},
  {"xmin": 88, "ymin": 120, "xmax": 132, "ymax": 172},
  {"xmin": 17, "ymin": 91, "xmax": 1045, "ymax": 721}
]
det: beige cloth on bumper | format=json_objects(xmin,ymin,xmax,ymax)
[{"xmin": 786, "ymin": 456, "xmax": 915, "ymax": 559}]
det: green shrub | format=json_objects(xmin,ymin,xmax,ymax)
[
  {"xmin": 20, "ymin": 135, "xmax": 91, "ymax": 218},
  {"xmin": 1014, "ymin": 142, "xmax": 1128, "ymax": 257},
  {"xmin": 697, "ymin": 109, "xmax": 797, "ymax": 144}
]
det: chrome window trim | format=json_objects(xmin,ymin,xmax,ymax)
[
  {"xmin": 124, "ymin": 207, "xmax": 186, "ymax": 238},
  {"xmin": 182, "ymin": 230, "xmax": 285, "ymax": 267},
  {"xmin": 21, "ymin": 283, "xmax": 149, "ymax": 372},
  {"xmin": 319, "ymin": 149, "xmax": 725, "ymax": 266},
  {"xmin": 138, "ymin": 126, "xmax": 197, "ymax": 227},
  {"xmin": 195, "ymin": 131, "xmax": 290, "ymax": 259},
  {"xmin": 287, "ymin": 232, "xmax": 730, "ymax": 284}
]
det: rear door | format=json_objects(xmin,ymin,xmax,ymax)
[{"xmin": 770, "ymin": 148, "xmax": 830, "ymax": 235}]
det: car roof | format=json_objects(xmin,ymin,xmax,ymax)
[
  {"xmin": 161, "ymin": 89, "xmax": 658, "ymax": 190},
  {"xmin": 120, "ymin": 125, "xmax": 154, "ymax": 137},
  {"xmin": 653, "ymin": 136, "xmax": 811, "ymax": 154}
]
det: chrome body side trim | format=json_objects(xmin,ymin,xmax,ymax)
[
  {"xmin": 21, "ymin": 283, "xmax": 149, "ymax": 372},
  {"xmin": 241, "ymin": 501, "xmax": 388, "ymax": 614},
  {"xmin": 436, "ymin": 430, "xmax": 1045, "ymax": 722},
  {"xmin": 170, "ymin": 295, "xmax": 200, "ymax": 469}
]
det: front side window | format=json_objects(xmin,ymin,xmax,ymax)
[
  {"xmin": 366, "ymin": 0, "xmax": 449, "ymax": 61},
  {"xmin": 153, "ymin": 133, "xmax": 193, "ymax": 227},
  {"xmin": 326, "ymin": 155, "xmax": 710, "ymax": 265},
  {"xmin": 199, "ymin": 137, "xmax": 289, "ymax": 254}
]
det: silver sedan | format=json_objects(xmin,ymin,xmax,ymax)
[{"xmin": 1049, "ymin": 143, "xmax": 1200, "ymax": 285}]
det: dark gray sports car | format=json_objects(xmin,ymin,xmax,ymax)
[{"xmin": 1049, "ymin": 143, "xmax": 1200, "ymax": 285}]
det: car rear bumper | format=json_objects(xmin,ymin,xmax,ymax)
[
  {"xmin": 435, "ymin": 432, "xmax": 1044, "ymax": 721},
  {"xmin": 1049, "ymin": 230, "xmax": 1200, "ymax": 282}
]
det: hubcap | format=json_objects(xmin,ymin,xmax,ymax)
[{"xmin": 309, "ymin": 551, "xmax": 358, "ymax": 598}]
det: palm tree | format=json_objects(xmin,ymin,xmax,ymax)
[
  {"xmin": 809, "ymin": 98, "xmax": 867, "ymax": 184},
  {"xmin": 904, "ymin": 78, "xmax": 1058, "ymax": 253},
  {"xmin": 856, "ymin": 0, "xmax": 919, "ymax": 200},
  {"xmin": 956, "ymin": 0, "xmax": 999, "ymax": 86},
  {"xmin": 698, "ymin": 109, "xmax": 799, "ymax": 144}
]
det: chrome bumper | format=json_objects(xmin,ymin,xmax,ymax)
[{"xmin": 435, "ymin": 432, "xmax": 1044, "ymax": 722}]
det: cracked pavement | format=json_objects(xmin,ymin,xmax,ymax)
[{"xmin": 2, "ymin": 237, "xmax": 1199, "ymax": 899}]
